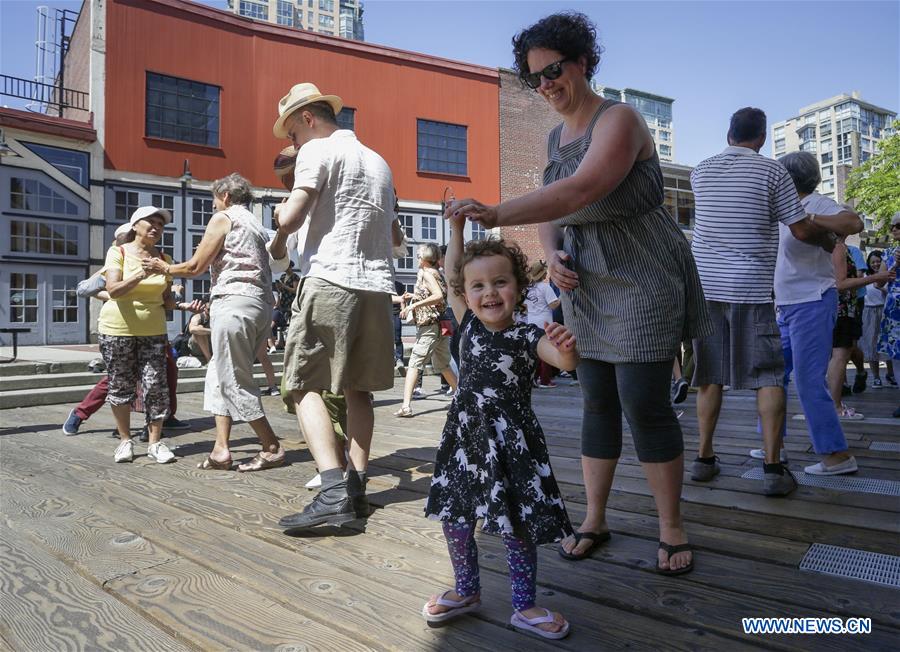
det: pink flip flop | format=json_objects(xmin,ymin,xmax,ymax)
[
  {"xmin": 421, "ymin": 590, "xmax": 480, "ymax": 624},
  {"xmin": 510, "ymin": 609, "xmax": 570, "ymax": 640}
]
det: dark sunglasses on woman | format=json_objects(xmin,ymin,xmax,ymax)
[{"xmin": 524, "ymin": 58, "xmax": 571, "ymax": 89}]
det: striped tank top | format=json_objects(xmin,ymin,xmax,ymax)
[{"xmin": 544, "ymin": 100, "xmax": 712, "ymax": 363}]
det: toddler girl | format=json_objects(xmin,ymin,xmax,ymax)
[{"xmin": 422, "ymin": 215, "xmax": 578, "ymax": 640}]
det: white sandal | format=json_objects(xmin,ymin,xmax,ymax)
[
  {"xmin": 510, "ymin": 609, "xmax": 570, "ymax": 640},
  {"xmin": 421, "ymin": 590, "xmax": 480, "ymax": 624}
]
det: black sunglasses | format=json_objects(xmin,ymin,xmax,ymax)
[{"xmin": 524, "ymin": 58, "xmax": 571, "ymax": 90}]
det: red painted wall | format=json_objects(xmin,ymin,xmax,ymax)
[{"xmin": 103, "ymin": 0, "xmax": 500, "ymax": 204}]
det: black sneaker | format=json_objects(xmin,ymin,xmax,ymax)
[
  {"xmin": 852, "ymin": 372, "xmax": 867, "ymax": 395},
  {"xmin": 139, "ymin": 426, "xmax": 150, "ymax": 443},
  {"xmin": 278, "ymin": 492, "xmax": 356, "ymax": 529},
  {"xmin": 162, "ymin": 416, "xmax": 190, "ymax": 430}
]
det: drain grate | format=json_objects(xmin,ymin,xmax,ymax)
[
  {"xmin": 800, "ymin": 543, "xmax": 900, "ymax": 588},
  {"xmin": 870, "ymin": 441, "xmax": 900, "ymax": 452},
  {"xmin": 741, "ymin": 467, "xmax": 900, "ymax": 496}
]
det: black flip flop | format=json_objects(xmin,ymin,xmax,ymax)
[
  {"xmin": 657, "ymin": 542, "xmax": 694, "ymax": 576},
  {"xmin": 558, "ymin": 530, "xmax": 611, "ymax": 561}
]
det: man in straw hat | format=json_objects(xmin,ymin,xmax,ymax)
[{"xmin": 269, "ymin": 83, "xmax": 397, "ymax": 529}]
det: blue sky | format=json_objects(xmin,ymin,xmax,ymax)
[{"xmin": 1, "ymin": 0, "xmax": 897, "ymax": 165}]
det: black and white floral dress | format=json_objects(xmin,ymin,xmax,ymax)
[{"xmin": 425, "ymin": 311, "xmax": 572, "ymax": 545}]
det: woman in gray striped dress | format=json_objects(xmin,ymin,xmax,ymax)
[{"xmin": 446, "ymin": 12, "xmax": 710, "ymax": 575}]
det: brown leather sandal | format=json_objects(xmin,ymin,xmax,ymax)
[
  {"xmin": 237, "ymin": 453, "xmax": 285, "ymax": 473},
  {"xmin": 197, "ymin": 456, "xmax": 231, "ymax": 470}
]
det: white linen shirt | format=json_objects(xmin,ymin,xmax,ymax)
[
  {"xmin": 773, "ymin": 193, "xmax": 839, "ymax": 306},
  {"xmin": 292, "ymin": 130, "xmax": 396, "ymax": 294}
]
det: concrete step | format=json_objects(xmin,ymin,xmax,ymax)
[
  {"xmin": 0, "ymin": 371, "xmax": 283, "ymax": 410},
  {"xmin": 0, "ymin": 362, "xmax": 285, "ymax": 392}
]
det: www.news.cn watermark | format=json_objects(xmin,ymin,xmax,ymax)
[{"xmin": 742, "ymin": 617, "xmax": 872, "ymax": 635}]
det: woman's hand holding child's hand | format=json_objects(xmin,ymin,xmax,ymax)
[{"xmin": 544, "ymin": 322, "xmax": 576, "ymax": 351}]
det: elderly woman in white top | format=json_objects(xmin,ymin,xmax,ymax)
[
  {"xmin": 774, "ymin": 152, "xmax": 879, "ymax": 476},
  {"xmin": 143, "ymin": 173, "xmax": 285, "ymax": 471}
]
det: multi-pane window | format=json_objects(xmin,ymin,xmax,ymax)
[
  {"xmin": 308, "ymin": 11, "xmax": 314, "ymax": 23},
  {"xmin": 192, "ymin": 279, "xmax": 211, "ymax": 302},
  {"xmin": 319, "ymin": 14, "xmax": 334, "ymax": 27},
  {"xmin": 115, "ymin": 190, "xmax": 140, "ymax": 221},
  {"xmin": 239, "ymin": 0, "xmax": 269, "ymax": 19},
  {"xmin": 470, "ymin": 222, "xmax": 486, "ymax": 241},
  {"xmin": 421, "ymin": 215, "xmax": 437, "ymax": 241},
  {"xmin": 659, "ymin": 144, "xmax": 672, "ymax": 157},
  {"xmin": 773, "ymin": 125, "xmax": 785, "ymax": 139},
  {"xmin": 821, "ymin": 165, "xmax": 833, "ymax": 179},
  {"xmin": 337, "ymin": 107, "xmax": 355, "ymax": 131},
  {"xmin": 51, "ymin": 275, "xmax": 78, "ymax": 323},
  {"xmin": 773, "ymin": 139, "xmax": 786, "ymax": 152},
  {"xmin": 191, "ymin": 233, "xmax": 205, "ymax": 250},
  {"xmin": 397, "ymin": 214, "xmax": 414, "ymax": 238},
  {"xmin": 157, "ymin": 230, "xmax": 175, "ymax": 259},
  {"xmin": 146, "ymin": 72, "xmax": 220, "ymax": 147},
  {"xmin": 10, "ymin": 220, "xmax": 79, "ymax": 256},
  {"xmin": 150, "ymin": 193, "xmax": 175, "ymax": 213},
  {"xmin": 819, "ymin": 121, "xmax": 832, "ymax": 137},
  {"xmin": 21, "ymin": 142, "xmax": 90, "ymax": 188},
  {"xmin": 10, "ymin": 177, "xmax": 78, "ymax": 215},
  {"xmin": 417, "ymin": 119, "xmax": 467, "ymax": 175},
  {"xmin": 9, "ymin": 273, "xmax": 38, "ymax": 323},
  {"xmin": 319, "ymin": 0, "xmax": 334, "ymax": 9},
  {"xmin": 821, "ymin": 151, "xmax": 833, "ymax": 164},
  {"xmin": 396, "ymin": 245, "xmax": 415, "ymax": 270},
  {"xmin": 276, "ymin": 0, "xmax": 295, "ymax": 25},
  {"xmin": 837, "ymin": 133, "xmax": 852, "ymax": 163},
  {"xmin": 658, "ymin": 130, "xmax": 670, "ymax": 142},
  {"xmin": 192, "ymin": 197, "xmax": 214, "ymax": 226}
]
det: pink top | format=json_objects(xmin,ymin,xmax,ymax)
[{"xmin": 209, "ymin": 204, "xmax": 272, "ymax": 301}]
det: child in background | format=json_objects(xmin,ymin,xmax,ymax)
[{"xmin": 421, "ymin": 213, "xmax": 578, "ymax": 640}]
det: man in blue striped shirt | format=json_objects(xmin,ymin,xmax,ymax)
[{"xmin": 689, "ymin": 107, "xmax": 833, "ymax": 496}]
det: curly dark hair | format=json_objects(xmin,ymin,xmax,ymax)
[
  {"xmin": 450, "ymin": 237, "xmax": 531, "ymax": 315},
  {"xmin": 512, "ymin": 12, "xmax": 603, "ymax": 85}
]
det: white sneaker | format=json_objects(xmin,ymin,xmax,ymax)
[
  {"xmin": 305, "ymin": 473, "xmax": 322, "ymax": 489},
  {"xmin": 749, "ymin": 448, "xmax": 789, "ymax": 463},
  {"xmin": 412, "ymin": 388, "xmax": 425, "ymax": 399},
  {"xmin": 804, "ymin": 456, "xmax": 858, "ymax": 476},
  {"xmin": 114, "ymin": 439, "xmax": 134, "ymax": 463},
  {"xmin": 147, "ymin": 441, "xmax": 175, "ymax": 464},
  {"xmin": 838, "ymin": 404, "xmax": 864, "ymax": 421}
]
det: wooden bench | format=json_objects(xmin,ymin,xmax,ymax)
[{"xmin": 0, "ymin": 327, "xmax": 30, "ymax": 363}]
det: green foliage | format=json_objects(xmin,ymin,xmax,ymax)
[{"xmin": 847, "ymin": 120, "xmax": 900, "ymax": 237}]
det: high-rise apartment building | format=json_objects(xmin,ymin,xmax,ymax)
[
  {"xmin": 593, "ymin": 84, "xmax": 675, "ymax": 162},
  {"xmin": 227, "ymin": 0, "xmax": 364, "ymax": 40},
  {"xmin": 771, "ymin": 92, "xmax": 896, "ymax": 203}
]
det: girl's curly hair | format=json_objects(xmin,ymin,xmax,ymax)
[
  {"xmin": 512, "ymin": 12, "xmax": 603, "ymax": 86},
  {"xmin": 450, "ymin": 237, "xmax": 531, "ymax": 315}
]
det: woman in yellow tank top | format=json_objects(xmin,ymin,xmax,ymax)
[{"xmin": 100, "ymin": 206, "xmax": 202, "ymax": 464}]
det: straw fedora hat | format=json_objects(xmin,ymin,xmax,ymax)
[{"xmin": 273, "ymin": 83, "xmax": 342, "ymax": 138}]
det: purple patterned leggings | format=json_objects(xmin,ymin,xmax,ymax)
[{"xmin": 442, "ymin": 521, "xmax": 537, "ymax": 611}]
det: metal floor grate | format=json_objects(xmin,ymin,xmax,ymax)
[
  {"xmin": 869, "ymin": 441, "xmax": 900, "ymax": 452},
  {"xmin": 800, "ymin": 544, "xmax": 900, "ymax": 588},
  {"xmin": 741, "ymin": 467, "xmax": 900, "ymax": 496}
]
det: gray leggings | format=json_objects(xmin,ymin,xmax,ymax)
[{"xmin": 578, "ymin": 359, "xmax": 683, "ymax": 463}]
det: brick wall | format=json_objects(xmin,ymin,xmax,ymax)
[
  {"xmin": 497, "ymin": 68, "xmax": 560, "ymax": 265},
  {"xmin": 61, "ymin": 4, "xmax": 91, "ymax": 122}
]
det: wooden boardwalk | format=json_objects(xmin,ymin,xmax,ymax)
[{"xmin": 1, "ymin": 374, "xmax": 898, "ymax": 651}]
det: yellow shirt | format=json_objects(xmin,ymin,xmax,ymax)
[{"xmin": 98, "ymin": 246, "xmax": 172, "ymax": 336}]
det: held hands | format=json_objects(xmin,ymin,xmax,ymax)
[
  {"xmin": 548, "ymin": 250, "xmax": 579, "ymax": 291},
  {"xmin": 444, "ymin": 198, "xmax": 499, "ymax": 229},
  {"xmin": 141, "ymin": 257, "xmax": 169, "ymax": 275},
  {"xmin": 873, "ymin": 268, "xmax": 896, "ymax": 284},
  {"xmin": 178, "ymin": 299, "xmax": 205, "ymax": 314},
  {"xmin": 544, "ymin": 322, "xmax": 577, "ymax": 352}
]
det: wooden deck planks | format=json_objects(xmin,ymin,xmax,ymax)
[{"xmin": 1, "ymin": 374, "xmax": 897, "ymax": 650}]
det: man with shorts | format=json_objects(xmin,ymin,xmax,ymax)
[
  {"xmin": 690, "ymin": 107, "xmax": 833, "ymax": 496},
  {"xmin": 269, "ymin": 83, "xmax": 396, "ymax": 528}
]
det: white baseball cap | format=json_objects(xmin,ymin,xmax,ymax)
[
  {"xmin": 114, "ymin": 223, "xmax": 132, "ymax": 238},
  {"xmin": 130, "ymin": 205, "xmax": 172, "ymax": 226}
]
